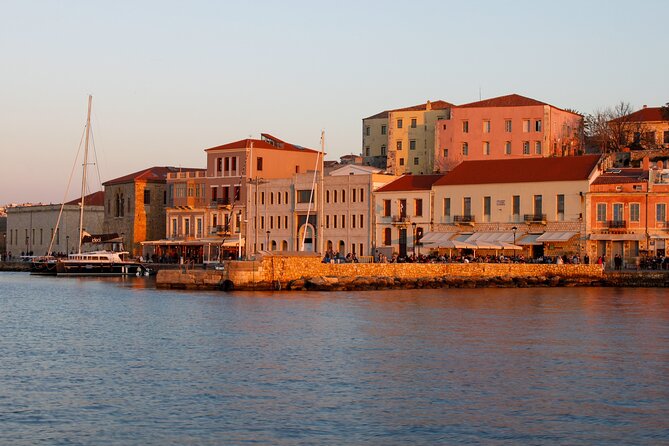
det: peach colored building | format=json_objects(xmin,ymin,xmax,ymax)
[
  {"xmin": 435, "ymin": 94, "xmax": 583, "ymax": 170},
  {"xmin": 609, "ymin": 105, "xmax": 669, "ymax": 150},
  {"xmin": 587, "ymin": 160, "xmax": 669, "ymax": 266}
]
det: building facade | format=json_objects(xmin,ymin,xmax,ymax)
[
  {"xmin": 435, "ymin": 94, "xmax": 583, "ymax": 170},
  {"xmin": 609, "ymin": 105, "xmax": 669, "ymax": 150},
  {"xmin": 363, "ymin": 100, "xmax": 453, "ymax": 175},
  {"xmin": 6, "ymin": 192, "xmax": 104, "ymax": 256}
]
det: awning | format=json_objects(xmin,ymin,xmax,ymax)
[
  {"xmin": 141, "ymin": 238, "xmax": 245, "ymax": 247},
  {"xmin": 516, "ymin": 234, "xmax": 542, "ymax": 246},
  {"xmin": 650, "ymin": 234, "xmax": 669, "ymax": 240},
  {"xmin": 590, "ymin": 233, "xmax": 645, "ymax": 241},
  {"xmin": 536, "ymin": 231, "xmax": 578, "ymax": 243},
  {"xmin": 463, "ymin": 231, "xmax": 525, "ymax": 249},
  {"xmin": 420, "ymin": 232, "xmax": 475, "ymax": 249}
]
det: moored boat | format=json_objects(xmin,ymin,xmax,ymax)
[
  {"xmin": 55, "ymin": 251, "xmax": 149, "ymax": 276},
  {"xmin": 29, "ymin": 256, "xmax": 59, "ymax": 275}
]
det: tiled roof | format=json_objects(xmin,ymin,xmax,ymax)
[
  {"xmin": 591, "ymin": 168, "xmax": 648, "ymax": 185},
  {"xmin": 65, "ymin": 191, "xmax": 105, "ymax": 206},
  {"xmin": 434, "ymin": 155, "xmax": 602, "ymax": 186},
  {"xmin": 458, "ymin": 93, "xmax": 548, "ymax": 108},
  {"xmin": 376, "ymin": 174, "xmax": 445, "ymax": 192},
  {"xmin": 364, "ymin": 100, "xmax": 454, "ymax": 120},
  {"xmin": 103, "ymin": 166, "xmax": 201, "ymax": 186},
  {"xmin": 610, "ymin": 107, "xmax": 668, "ymax": 123},
  {"xmin": 205, "ymin": 133, "xmax": 319, "ymax": 154}
]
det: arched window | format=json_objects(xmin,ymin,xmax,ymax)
[
  {"xmin": 281, "ymin": 240, "xmax": 288, "ymax": 251},
  {"xmin": 271, "ymin": 240, "xmax": 277, "ymax": 250},
  {"xmin": 338, "ymin": 240, "xmax": 345, "ymax": 254}
]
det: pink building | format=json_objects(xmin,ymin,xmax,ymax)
[{"xmin": 435, "ymin": 94, "xmax": 583, "ymax": 171}]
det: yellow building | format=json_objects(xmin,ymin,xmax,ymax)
[
  {"xmin": 610, "ymin": 105, "xmax": 669, "ymax": 149},
  {"xmin": 362, "ymin": 100, "xmax": 453, "ymax": 175}
]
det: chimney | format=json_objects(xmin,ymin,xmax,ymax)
[
  {"xmin": 642, "ymin": 156, "xmax": 649, "ymax": 171},
  {"xmin": 643, "ymin": 105, "xmax": 647, "ymax": 109},
  {"xmin": 426, "ymin": 100, "xmax": 432, "ymax": 111}
]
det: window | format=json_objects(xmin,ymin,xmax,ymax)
[
  {"xmin": 483, "ymin": 141, "xmax": 490, "ymax": 155},
  {"xmin": 359, "ymin": 214, "xmax": 364, "ymax": 228},
  {"xmin": 257, "ymin": 157, "xmax": 263, "ymax": 171},
  {"xmin": 505, "ymin": 119, "xmax": 512, "ymax": 132},
  {"xmin": 332, "ymin": 215, "xmax": 338, "ymax": 229},
  {"xmin": 483, "ymin": 196, "xmax": 491, "ymax": 222},
  {"xmin": 535, "ymin": 120, "xmax": 542, "ymax": 132},
  {"xmin": 463, "ymin": 197, "xmax": 471, "ymax": 217},
  {"xmin": 462, "ymin": 121, "xmax": 469, "ymax": 133},
  {"xmin": 483, "ymin": 120, "xmax": 491, "ymax": 133},
  {"xmin": 341, "ymin": 215, "xmax": 346, "ymax": 228},
  {"xmin": 231, "ymin": 156, "xmax": 237, "ymax": 172},
  {"xmin": 444, "ymin": 197, "xmax": 451, "ymax": 220},
  {"xmin": 381, "ymin": 125, "xmax": 387, "ymax": 135},
  {"xmin": 399, "ymin": 199, "xmax": 407, "ymax": 218},
  {"xmin": 277, "ymin": 193, "xmax": 281, "ymax": 205},
  {"xmin": 224, "ymin": 157, "xmax": 229, "ymax": 172},
  {"xmin": 505, "ymin": 141, "xmax": 512, "ymax": 155},
  {"xmin": 297, "ymin": 190, "xmax": 313, "ymax": 203},
  {"xmin": 462, "ymin": 142, "xmax": 469, "ymax": 156},
  {"xmin": 233, "ymin": 185, "xmax": 241, "ymax": 201},
  {"xmin": 383, "ymin": 228, "xmax": 392, "ymax": 245},
  {"xmin": 397, "ymin": 141, "xmax": 403, "ymax": 150},
  {"xmin": 664, "ymin": 131, "xmax": 669, "ymax": 144},
  {"xmin": 557, "ymin": 194, "xmax": 565, "ymax": 221},
  {"xmin": 415, "ymin": 199, "xmax": 423, "ymax": 217},
  {"xmin": 443, "ymin": 149, "xmax": 448, "ymax": 158},
  {"xmin": 409, "ymin": 140, "xmax": 416, "ymax": 150},
  {"xmin": 360, "ymin": 188, "xmax": 364, "ymax": 202},
  {"xmin": 630, "ymin": 203, "xmax": 640, "ymax": 222},
  {"xmin": 365, "ymin": 147, "xmax": 370, "ymax": 157},
  {"xmin": 144, "ymin": 190, "xmax": 151, "ymax": 205},
  {"xmin": 535, "ymin": 141, "xmax": 542, "ymax": 155},
  {"xmin": 523, "ymin": 141, "xmax": 530, "ymax": 155},
  {"xmin": 334, "ymin": 190, "xmax": 337, "ymax": 203},
  {"xmin": 270, "ymin": 192, "xmax": 274, "ymax": 205},
  {"xmin": 284, "ymin": 215, "xmax": 288, "ymax": 228},
  {"xmin": 613, "ymin": 203, "xmax": 623, "ymax": 222},
  {"xmin": 397, "ymin": 119, "xmax": 403, "ymax": 129},
  {"xmin": 365, "ymin": 126, "xmax": 370, "ymax": 136},
  {"xmin": 533, "ymin": 195, "xmax": 543, "ymax": 216},
  {"xmin": 656, "ymin": 203, "xmax": 666, "ymax": 222},
  {"xmin": 326, "ymin": 190, "xmax": 330, "ymax": 203},
  {"xmin": 413, "ymin": 157, "xmax": 419, "ymax": 165},
  {"xmin": 597, "ymin": 203, "xmax": 607, "ymax": 222},
  {"xmin": 383, "ymin": 200, "xmax": 391, "ymax": 217},
  {"xmin": 513, "ymin": 195, "xmax": 520, "ymax": 221},
  {"xmin": 342, "ymin": 189, "xmax": 346, "ymax": 203},
  {"xmin": 216, "ymin": 158, "xmax": 222, "ymax": 175},
  {"xmin": 399, "ymin": 158, "xmax": 405, "ymax": 166},
  {"xmin": 523, "ymin": 119, "xmax": 530, "ymax": 132},
  {"xmin": 352, "ymin": 214, "xmax": 356, "ymax": 228},
  {"xmin": 381, "ymin": 145, "xmax": 387, "ymax": 155}
]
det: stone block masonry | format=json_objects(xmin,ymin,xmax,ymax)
[{"xmin": 156, "ymin": 254, "xmax": 608, "ymax": 291}]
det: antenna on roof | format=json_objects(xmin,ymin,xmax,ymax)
[{"xmin": 479, "ymin": 87, "xmax": 482, "ymax": 101}]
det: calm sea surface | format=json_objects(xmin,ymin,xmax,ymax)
[{"xmin": 1, "ymin": 272, "xmax": 668, "ymax": 445}]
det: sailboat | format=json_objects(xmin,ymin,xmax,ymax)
[{"xmin": 31, "ymin": 96, "xmax": 149, "ymax": 277}]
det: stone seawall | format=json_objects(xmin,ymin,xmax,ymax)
[
  {"xmin": 0, "ymin": 262, "xmax": 30, "ymax": 272},
  {"xmin": 156, "ymin": 255, "xmax": 609, "ymax": 291}
]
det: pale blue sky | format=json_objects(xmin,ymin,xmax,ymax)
[{"xmin": 1, "ymin": 0, "xmax": 667, "ymax": 204}]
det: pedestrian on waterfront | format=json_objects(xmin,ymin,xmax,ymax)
[
  {"xmin": 584, "ymin": 254, "xmax": 590, "ymax": 264},
  {"xmin": 614, "ymin": 254, "xmax": 623, "ymax": 270}
]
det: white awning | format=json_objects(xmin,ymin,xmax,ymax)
[
  {"xmin": 463, "ymin": 231, "xmax": 525, "ymax": 249},
  {"xmin": 590, "ymin": 233, "xmax": 645, "ymax": 241},
  {"xmin": 516, "ymin": 234, "xmax": 543, "ymax": 246},
  {"xmin": 536, "ymin": 231, "xmax": 578, "ymax": 243},
  {"xmin": 141, "ymin": 238, "xmax": 245, "ymax": 247},
  {"xmin": 420, "ymin": 232, "xmax": 476, "ymax": 249}
]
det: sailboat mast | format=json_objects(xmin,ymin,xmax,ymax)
[
  {"xmin": 78, "ymin": 94, "xmax": 92, "ymax": 254},
  {"xmin": 319, "ymin": 130, "xmax": 325, "ymax": 255}
]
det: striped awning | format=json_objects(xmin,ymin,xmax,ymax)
[
  {"xmin": 536, "ymin": 231, "xmax": 578, "ymax": 242},
  {"xmin": 516, "ymin": 234, "xmax": 543, "ymax": 246},
  {"xmin": 420, "ymin": 232, "xmax": 476, "ymax": 249}
]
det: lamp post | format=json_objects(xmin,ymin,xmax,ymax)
[
  {"xmin": 512, "ymin": 226, "xmax": 517, "ymax": 245},
  {"xmin": 411, "ymin": 222, "xmax": 417, "ymax": 255}
]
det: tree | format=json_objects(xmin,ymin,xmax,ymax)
[
  {"xmin": 662, "ymin": 102, "xmax": 669, "ymax": 120},
  {"xmin": 585, "ymin": 101, "xmax": 653, "ymax": 152}
]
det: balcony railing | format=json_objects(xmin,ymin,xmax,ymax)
[
  {"xmin": 524, "ymin": 213, "xmax": 547, "ymax": 223},
  {"xmin": 210, "ymin": 198, "xmax": 232, "ymax": 207},
  {"xmin": 392, "ymin": 215, "xmax": 409, "ymax": 223},
  {"xmin": 210, "ymin": 225, "xmax": 231, "ymax": 235},
  {"xmin": 607, "ymin": 220, "xmax": 627, "ymax": 229},
  {"xmin": 453, "ymin": 215, "xmax": 475, "ymax": 224}
]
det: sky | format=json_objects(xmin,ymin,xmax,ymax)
[{"xmin": 1, "ymin": 0, "xmax": 668, "ymax": 204}]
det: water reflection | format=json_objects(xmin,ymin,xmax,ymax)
[{"xmin": 1, "ymin": 273, "xmax": 668, "ymax": 445}]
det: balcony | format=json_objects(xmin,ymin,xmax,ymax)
[
  {"xmin": 524, "ymin": 214, "xmax": 547, "ymax": 224},
  {"xmin": 453, "ymin": 215, "xmax": 475, "ymax": 225},
  {"xmin": 210, "ymin": 225, "xmax": 231, "ymax": 235},
  {"xmin": 210, "ymin": 198, "xmax": 232, "ymax": 208},
  {"xmin": 607, "ymin": 220, "xmax": 627, "ymax": 229},
  {"xmin": 392, "ymin": 215, "xmax": 409, "ymax": 224}
]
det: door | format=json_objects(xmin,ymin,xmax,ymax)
[{"xmin": 399, "ymin": 228, "xmax": 407, "ymax": 257}]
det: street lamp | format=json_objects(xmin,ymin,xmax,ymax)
[
  {"xmin": 512, "ymin": 226, "xmax": 518, "ymax": 245},
  {"xmin": 411, "ymin": 222, "xmax": 417, "ymax": 255}
]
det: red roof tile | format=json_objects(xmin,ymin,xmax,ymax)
[
  {"xmin": 103, "ymin": 166, "xmax": 201, "ymax": 186},
  {"xmin": 458, "ymin": 93, "xmax": 548, "ymax": 108},
  {"xmin": 65, "ymin": 191, "xmax": 105, "ymax": 206},
  {"xmin": 376, "ymin": 174, "xmax": 445, "ymax": 192},
  {"xmin": 591, "ymin": 168, "xmax": 648, "ymax": 185},
  {"xmin": 610, "ymin": 107, "xmax": 667, "ymax": 123},
  {"xmin": 434, "ymin": 155, "xmax": 602, "ymax": 186},
  {"xmin": 205, "ymin": 133, "xmax": 319, "ymax": 154},
  {"xmin": 364, "ymin": 100, "xmax": 454, "ymax": 120}
]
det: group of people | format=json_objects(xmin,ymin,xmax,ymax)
[{"xmin": 322, "ymin": 250, "xmax": 359, "ymax": 264}]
